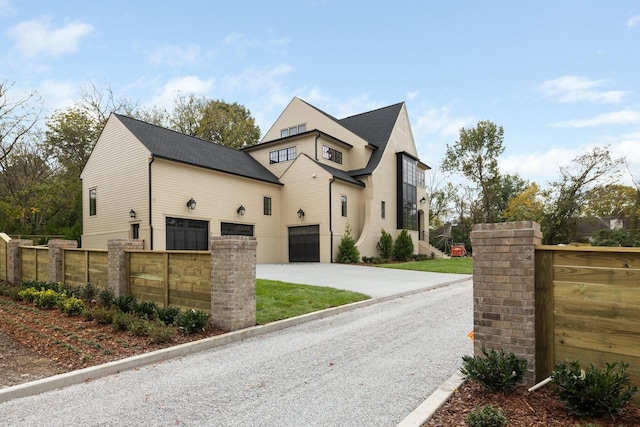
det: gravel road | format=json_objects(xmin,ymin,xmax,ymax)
[{"xmin": 0, "ymin": 279, "xmax": 472, "ymax": 427}]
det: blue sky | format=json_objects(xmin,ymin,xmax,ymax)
[{"xmin": 2, "ymin": 1, "xmax": 640, "ymax": 187}]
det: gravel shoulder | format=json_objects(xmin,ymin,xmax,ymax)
[{"xmin": 0, "ymin": 280, "xmax": 473, "ymax": 427}]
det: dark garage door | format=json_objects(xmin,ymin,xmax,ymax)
[
  {"xmin": 289, "ymin": 225, "xmax": 320, "ymax": 262},
  {"xmin": 166, "ymin": 217, "xmax": 209, "ymax": 250}
]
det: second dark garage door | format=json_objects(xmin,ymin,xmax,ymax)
[{"xmin": 288, "ymin": 225, "xmax": 320, "ymax": 262}]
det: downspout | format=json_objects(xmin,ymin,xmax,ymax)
[
  {"xmin": 148, "ymin": 155, "xmax": 155, "ymax": 250},
  {"xmin": 314, "ymin": 132, "xmax": 320, "ymax": 160},
  {"xmin": 329, "ymin": 177, "xmax": 335, "ymax": 263}
]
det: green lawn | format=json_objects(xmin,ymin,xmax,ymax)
[
  {"xmin": 256, "ymin": 279, "xmax": 370, "ymax": 325},
  {"xmin": 378, "ymin": 257, "xmax": 473, "ymax": 274}
]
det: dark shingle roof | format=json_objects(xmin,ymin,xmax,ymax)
[
  {"xmin": 339, "ymin": 103, "xmax": 404, "ymax": 176},
  {"xmin": 301, "ymin": 154, "xmax": 365, "ymax": 187},
  {"xmin": 114, "ymin": 114, "xmax": 281, "ymax": 185}
]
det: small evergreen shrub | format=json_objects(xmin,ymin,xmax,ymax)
[
  {"xmin": 465, "ymin": 405, "xmax": 508, "ymax": 427},
  {"xmin": 393, "ymin": 229, "xmax": 414, "ymax": 261},
  {"xmin": 552, "ymin": 360, "xmax": 639, "ymax": 420},
  {"xmin": 98, "ymin": 288, "xmax": 115, "ymax": 308},
  {"xmin": 412, "ymin": 253, "xmax": 429, "ymax": 261},
  {"xmin": 148, "ymin": 322, "xmax": 175, "ymax": 344},
  {"xmin": 80, "ymin": 283, "xmax": 98, "ymax": 303},
  {"xmin": 37, "ymin": 289, "xmax": 62, "ymax": 309},
  {"xmin": 376, "ymin": 229, "xmax": 393, "ymax": 259},
  {"xmin": 8, "ymin": 284, "xmax": 29, "ymax": 301},
  {"xmin": 158, "ymin": 306, "xmax": 181, "ymax": 325},
  {"xmin": 461, "ymin": 347, "xmax": 528, "ymax": 392},
  {"xmin": 126, "ymin": 318, "xmax": 150, "ymax": 336},
  {"xmin": 113, "ymin": 294, "xmax": 137, "ymax": 313},
  {"xmin": 175, "ymin": 309, "xmax": 211, "ymax": 334},
  {"xmin": 336, "ymin": 224, "xmax": 360, "ymax": 264},
  {"xmin": 134, "ymin": 300, "xmax": 159, "ymax": 320},
  {"xmin": 58, "ymin": 296, "xmax": 86, "ymax": 316},
  {"xmin": 112, "ymin": 312, "xmax": 138, "ymax": 332},
  {"xmin": 90, "ymin": 308, "xmax": 116, "ymax": 325},
  {"xmin": 18, "ymin": 287, "xmax": 40, "ymax": 303}
]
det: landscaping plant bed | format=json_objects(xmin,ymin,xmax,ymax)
[
  {"xmin": 0, "ymin": 295, "xmax": 225, "ymax": 388},
  {"xmin": 424, "ymin": 380, "xmax": 640, "ymax": 427}
]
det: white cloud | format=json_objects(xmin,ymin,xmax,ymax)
[
  {"xmin": 148, "ymin": 76, "xmax": 215, "ymax": 108},
  {"xmin": 148, "ymin": 44, "xmax": 209, "ymax": 68},
  {"xmin": 627, "ymin": 15, "xmax": 640, "ymax": 28},
  {"xmin": 38, "ymin": 80, "xmax": 77, "ymax": 112},
  {"xmin": 0, "ymin": 0, "xmax": 14, "ymax": 16},
  {"xmin": 406, "ymin": 90, "xmax": 420, "ymax": 101},
  {"xmin": 414, "ymin": 106, "xmax": 475, "ymax": 140},
  {"xmin": 539, "ymin": 76, "xmax": 627, "ymax": 104},
  {"xmin": 553, "ymin": 110, "xmax": 640, "ymax": 127},
  {"xmin": 7, "ymin": 18, "xmax": 94, "ymax": 58},
  {"xmin": 501, "ymin": 147, "xmax": 581, "ymax": 184}
]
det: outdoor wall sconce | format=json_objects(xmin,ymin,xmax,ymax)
[
  {"xmin": 129, "ymin": 209, "xmax": 136, "ymax": 218},
  {"xmin": 297, "ymin": 208, "xmax": 305, "ymax": 219},
  {"xmin": 420, "ymin": 196, "xmax": 426, "ymax": 205},
  {"xmin": 237, "ymin": 205, "xmax": 246, "ymax": 216},
  {"xmin": 186, "ymin": 197, "xmax": 197, "ymax": 211}
]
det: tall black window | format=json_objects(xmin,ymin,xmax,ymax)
[
  {"xmin": 263, "ymin": 196, "xmax": 272, "ymax": 216},
  {"xmin": 269, "ymin": 146, "xmax": 296, "ymax": 164},
  {"xmin": 381, "ymin": 201, "xmax": 386, "ymax": 219},
  {"xmin": 397, "ymin": 154, "xmax": 417, "ymax": 230},
  {"xmin": 341, "ymin": 195, "xmax": 347, "ymax": 217},
  {"xmin": 89, "ymin": 188, "xmax": 97, "ymax": 216}
]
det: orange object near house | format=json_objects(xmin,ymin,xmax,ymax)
[{"xmin": 451, "ymin": 243, "xmax": 466, "ymax": 257}]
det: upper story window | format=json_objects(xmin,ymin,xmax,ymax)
[
  {"xmin": 263, "ymin": 196, "xmax": 272, "ymax": 216},
  {"xmin": 280, "ymin": 124, "xmax": 307, "ymax": 138},
  {"xmin": 417, "ymin": 170, "xmax": 425, "ymax": 188},
  {"xmin": 89, "ymin": 188, "xmax": 97, "ymax": 216},
  {"xmin": 269, "ymin": 146, "xmax": 297, "ymax": 164},
  {"xmin": 322, "ymin": 145, "xmax": 343, "ymax": 165}
]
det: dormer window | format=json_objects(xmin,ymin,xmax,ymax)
[
  {"xmin": 269, "ymin": 146, "xmax": 297, "ymax": 164},
  {"xmin": 322, "ymin": 145, "xmax": 342, "ymax": 164},
  {"xmin": 280, "ymin": 124, "xmax": 306, "ymax": 138}
]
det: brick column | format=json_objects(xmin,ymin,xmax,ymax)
[
  {"xmin": 108, "ymin": 239, "xmax": 144, "ymax": 297},
  {"xmin": 210, "ymin": 235, "xmax": 257, "ymax": 331},
  {"xmin": 7, "ymin": 239, "xmax": 33, "ymax": 285},
  {"xmin": 48, "ymin": 239, "xmax": 78, "ymax": 283},
  {"xmin": 470, "ymin": 221, "xmax": 542, "ymax": 386}
]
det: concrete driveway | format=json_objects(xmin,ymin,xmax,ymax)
[{"xmin": 257, "ymin": 263, "xmax": 471, "ymax": 297}]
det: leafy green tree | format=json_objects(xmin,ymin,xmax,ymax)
[
  {"xmin": 336, "ymin": 223, "xmax": 360, "ymax": 263},
  {"xmin": 541, "ymin": 146, "xmax": 623, "ymax": 245},
  {"xmin": 442, "ymin": 120, "xmax": 505, "ymax": 223},
  {"xmin": 145, "ymin": 93, "xmax": 261, "ymax": 148},
  {"xmin": 592, "ymin": 228, "xmax": 640, "ymax": 247},
  {"xmin": 376, "ymin": 229, "xmax": 393, "ymax": 259},
  {"xmin": 502, "ymin": 183, "xmax": 545, "ymax": 222},
  {"xmin": 393, "ymin": 229, "xmax": 414, "ymax": 261},
  {"xmin": 581, "ymin": 184, "xmax": 638, "ymax": 218}
]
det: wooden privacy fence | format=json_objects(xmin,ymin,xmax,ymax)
[
  {"xmin": 127, "ymin": 251, "xmax": 211, "ymax": 312},
  {"xmin": 472, "ymin": 221, "xmax": 640, "ymax": 402},
  {"xmin": 535, "ymin": 245, "xmax": 640, "ymax": 390},
  {"xmin": 1, "ymin": 236, "xmax": 257, "ymax": 331}
]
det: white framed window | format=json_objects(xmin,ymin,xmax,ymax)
[{"xmin": 280, "ymin": 124, "xmax": 307, "ymax": 138}]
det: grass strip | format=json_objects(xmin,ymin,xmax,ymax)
[
  {"xmin": 256, "ymin": 279, "xmax": 369, "ymax": 325},
  {"xmin": 378, "ymin": 257, "xmax": 473, "ymax": 274}
]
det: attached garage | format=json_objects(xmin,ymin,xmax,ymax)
[
  {"xmin": 288, "ymin": 225, "xmax": 320, "ymax": 262},
  {"xmin": 166, "ymin": 217, "xmax": 209, "ymax": 250}
]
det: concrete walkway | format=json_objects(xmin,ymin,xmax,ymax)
[{"xmin": 257, "ymin": 263, "xmax": 471, "ymax": 297}]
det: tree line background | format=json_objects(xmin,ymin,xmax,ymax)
[
  {"xmin": 1, "ymin": 79, "xmax": 638, "ymax": 249},
  {"xmin": 0, "ymin": 81, "xmax": 260, "ymax": 243}
]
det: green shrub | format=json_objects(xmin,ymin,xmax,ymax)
[
  {"xmin": 36, "ymin": 289, "xmax": 62, "ymax": 309},
  {"xmin": 80, "ymin": 283, "xmax": 99, "ymax": 303},
  {"xmin": 551, "ymin": 360, "xmax": 639, "ymax": 420},
  {"xmin": 98, "ymin": 288, "xmax": 115, "ymax": 308},
  {"xmin": 8, "ymin": 285, "xmax": 29, "ymax": 301},
  {"xmin": 461, "ymin": 347, "xmax": 528, "ymax": 392},
  {"xmin": 336, "ymin": 223, "xmax": 360, "ymax": 264},
  {"xmin": 113, "ymin": 294, "xmax": 137, "ymax": 313},
  {"xmin": 175, "ymin": 309, "xmax": 211, "ymax": 334},
  {"xmin": 112, "ymin": 312, "xmax": 138, "ymax": 332},
  {"xmin": 412, "ymin": 253, "xmax": 429, "ymax": 261},
  {"xmin": 148, "ymin": 322, "xmax": 175, "ymax": 344},
  {"xmin": 134, "ymin": 300, "xmax": 159, "ymax": 320},
  {"xmin": 90, "ymin": 308, "xmax": 116, "ymax": 325},
  {"xmin": 158, "ymin": 306, "xmax": 181, "ymax": 325},
  {"xmin": 376, "ymin": 229, "xmax": 393, "ymax": 259},
  {"xmin": 127, "ymin": 318, "xmax": 150, "ymax": 336},
  {"xmin": 393, "ymin": 229, "xmax": 414, "ymax": 261},
  {"xmin": 465, "ymin": 405, "xmax": 508, "ymax": 427},
  {"xmin": 58, "ymin": 296, "xmax": 86, "ymax": 316},
  {"xmin": 18, "ymin": 287, "xmax": 40, "ymax": 303}
]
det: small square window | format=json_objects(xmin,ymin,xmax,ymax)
[
  {"xmin": 289, "ymin": 126, "xmax": 298, "ymax": 136},
  {"xmin": 281, "ymin": 129, "xmax": 288, "ymax": 138},
  {"xmin": 298, "ymin": 124, "xmax": 306, "ymax": 133}
]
